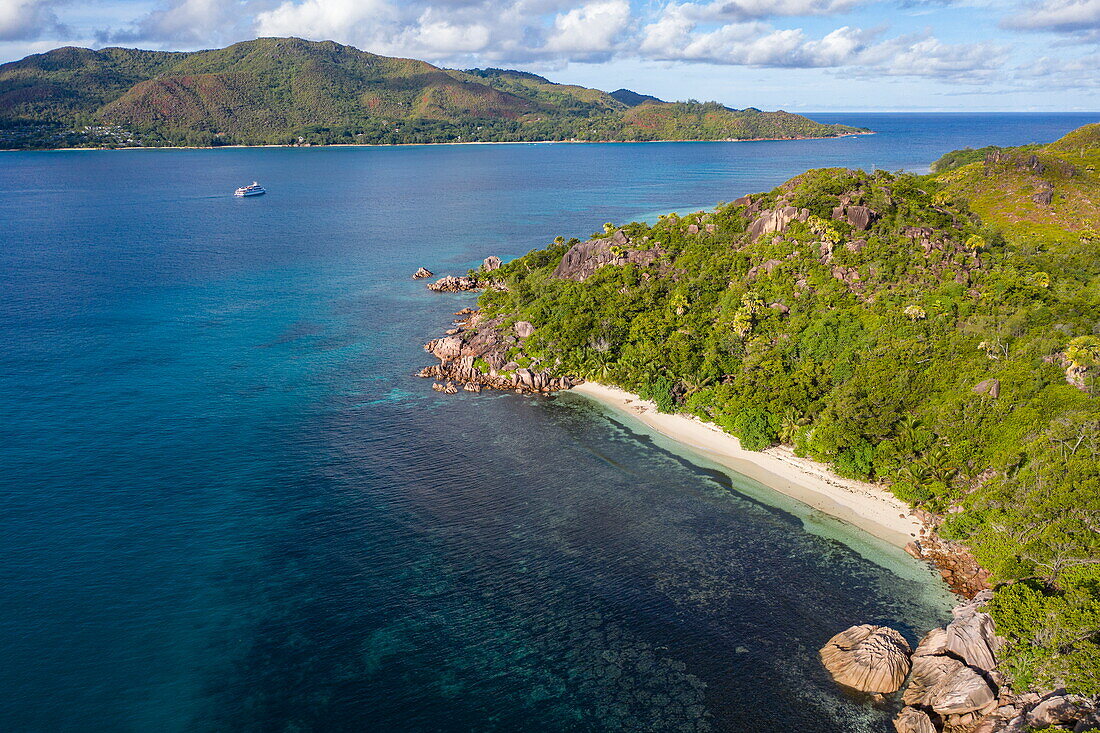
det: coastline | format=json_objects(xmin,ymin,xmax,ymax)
[
  {"xmin": 2, "ymin": 130, "xmax": 874, "ymax": 153},
  {"xmin": 572, "ymin": 382, "xmax": 923, "ymax": 549}
]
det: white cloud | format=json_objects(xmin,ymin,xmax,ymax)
[
  {"xmin": 0, "ymin": 0, "xmax": 66, "ymax": 41},
  {"xmin": 642, "ymin": 18, "xmax": 873, "ymax": 67},
  {"xmin": 670, "ymin": 0, "xmax": 864, "ymax": 21},
  {"xmin": 251, "ymin": 0, "xmax": 552, "ymax": 60},
  {"xmin": 1003, "ymin": 0, "xmax": 1100, "ymax": 33},
  {"xmin": 640, "ymin": 6, "xmax": 1000, "ymax": 80},
  {"xmin": 255, "ymin": 0, "xmax": 395, "ymax": 44},
  {"xmin": 544, "ymin": 0, "xmax": 630, "ymax": 54},
  {"xmin": 852, "ymin": 33, "xmax": 1006, "ymax": 80},
  {"xmin": 1016, "ymin": 51, "xmax": 1100, "ymax": 89},
  {"xmin": 110, "ymin": 0, "xmax": 245, "ymax": 44}
]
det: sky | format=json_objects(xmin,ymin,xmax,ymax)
[{"xmin": 1, "ymin": 0, "xmax": 1098, "ymax": 111}]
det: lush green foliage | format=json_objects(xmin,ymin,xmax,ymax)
[
  {"xmin": 0, "ymin": 38, "xmax": 864, "ymax": 149},
  {"xmin": 478, "ymin": 128, "xmax": 1100, "ymax": 694}
]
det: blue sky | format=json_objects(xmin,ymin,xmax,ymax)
[{"xmin": 2, "ymin": 0, "xmax": 1098, "ymax": 111}]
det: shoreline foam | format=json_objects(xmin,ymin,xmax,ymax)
[{"xmin": 571, "ymin": 382, "xmax": 922, "ymax": 549}]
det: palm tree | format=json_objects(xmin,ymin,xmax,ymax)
[
  {"xmin": 895, "ymin": 414, "xmax": 922, "ymax": 454},
  {"xmin": 778, "ymin": 408, "xmax": 807, "ymax": 445},
  {"xmin": 917, "ymin": 444, "xmax": 957, "ymax": 483}
]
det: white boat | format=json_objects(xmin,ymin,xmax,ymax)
[{"xmin": 234, "ymin": 181, "xmax": 265, "ymax": 197}]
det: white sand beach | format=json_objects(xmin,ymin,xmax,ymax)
[{"xmin": 572, "ymin": 382, "xmax": 923, "ymax": 548}]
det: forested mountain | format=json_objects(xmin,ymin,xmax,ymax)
[
  {"xmin": 610, "ymin": 88, "xmax": 664, "ymax": 107},
  {"xmin": 468, "ymin": 124, "xmax": 1100, "ymax": 694},
  {"xmin": 0, "ymin": 37, "xmax": 864, "ymax": 149}
]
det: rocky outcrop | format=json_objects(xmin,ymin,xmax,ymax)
[
  {"xmin": 748, "ymin": 206, "xmax": 810, "ymax": 240},
  {"xmin": 903, "ymin": 226, "xmax": 937, "ymax": 248},
  {"xmin": 1032, "ymin": 182, "xmax": 1054, "ymax": 206},
  {"xmin": 892, "ymin": 592, "xmax": 1005, "ymax": 733},
  {"xmin": 747, "ymin": 258, "xmax": 784, "ymax": 279},
  {"xmin": 551, "ymin": 229, "xmax": 664, "ymax": 281},
  {"xmin": 972, "ymin": 379, "xmax": 1000, "ymax": 398},
  {"xmin": 427, "ymin": 275, "xmax": 479, "ymax": 292},
  {"xmin": 419, "ymin": 309, "xmax": 575, "ymax": 395},
  {"xmin": 944, "ymin": 596, "xmax": 1000, "ymax": 674},
  {"xmin": 832, "ymin": 203, "xmax": 878, "ymax": 230},
  {"xmin": 482, "ymin": 255, "xmax": 502, "ymax": 271},
  {"xmin": 413, "ymin": 267, "xmax": 433, "ymax": 279},
  {"xmin": 895, "ymin": 707, "xmax": 938, "ymax": 733},
  {"xmin": 1048, "ymin": 352, "xmax": 1091, "ymax": 392},
  {"xmin": 970, "ymin": 693, "xmax": 1093, "ymax": 732},
  {"xmin": 820, "ymin": 625, "xmax": 912, "ymax": 693},
  {"xmin": 905, "ymin": 534, "xmax": 992, "ymax": 598}
]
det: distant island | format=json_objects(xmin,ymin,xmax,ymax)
[
  {"xmin": 0, "ymin": 37, "xmax": 868, "ymax": 150},
  {"xmin": 417, "ymin": 123, "xmax": 1100, "ymax": 728}
]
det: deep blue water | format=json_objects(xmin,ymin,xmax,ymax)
[{"xmin": 1, "ymin": 113, "xmax": 1093, "ymax": 732}]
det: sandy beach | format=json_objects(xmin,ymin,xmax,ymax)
[{"xmin": 572, "ymin": 382, "xmax": 923, "ymax": 548}]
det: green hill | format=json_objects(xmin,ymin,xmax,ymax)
[
  {"xmin": 0, "ymin": 37, "xmax": 866, "ymax": 149},
  {"xmin": 933, "ymin": 122, "xmax": 1100, "ymax": 245},
  {"xmin": 466, "ymin": 123, "xmax": 1100, "ymax": 695},
  {"xmin": 609, "ymin": 88, "xmax": 664, "ymax": 107}
]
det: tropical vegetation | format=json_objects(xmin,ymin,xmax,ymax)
[{"xmin": 475, "ymin": 124, "xmax": 1100, "ymax": 695}]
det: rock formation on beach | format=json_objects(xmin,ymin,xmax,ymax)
[
  {"xmin": 818, "ymin": 591, "xmax": 1100, "ymax": 733},
  {"xmin": 895, "ymin": 594, "xmax": 1002, "ymax": 731},
  {"xmin": 413, "ymin": 267, "xmax": 433, "ymax": 279},
  {"xmin": 820, "ymin": 625, "xmax": 912, "ymax": 694},
  {"xmin": 418, "ymin": 258, "xmax": 574, "ymax": 394},
  {"xmin": 418, "ymin": 308, "xmax": 575, "ymax": 395},
  {"xmin": 427, "ymin": 275, "xmax": 480, "ymax": 292}
]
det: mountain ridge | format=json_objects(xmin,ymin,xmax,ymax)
[{"xmin": 0, "ymin": 37, "xmax": 866, "ymax": 149}]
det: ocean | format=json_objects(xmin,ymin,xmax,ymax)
[{"xmin": 1, "ymin": 113, "xmax": 1094, "ymax": 732}]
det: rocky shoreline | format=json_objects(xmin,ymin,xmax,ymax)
[
  {"xmin": 413, "ymin": 247, "xmax": 1095, "ymax": 732},
  {"xmin": 905, "ymin": 531, "xmax": 992, "ymax": 600},
  {"xmin": 417, "ymin": 307, "xmax": 577, "ymax": 395},
  {"xmin": 823, "ymin": 592, "xmax": 1100, "ymax": 733}
]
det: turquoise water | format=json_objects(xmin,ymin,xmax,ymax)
[{"xmin": 1, "ymin": 114, "xmax": 1094, "ymax": 731}]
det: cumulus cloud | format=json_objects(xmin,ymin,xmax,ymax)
[
  {"xmin": 103, "ymin": 0, "xmax": 251, "ymax": 44},
  {"xmin": 640, "ymin": 5, "xmax": 1002, "ymax": 80},
  {"xmin": 0, "ymin": 0, "xmax": 67, "ymax": 41},
  {"xmin": 255, "ymin": 0, "xmax": 396, "ymax": 45},
  {"xmin": 1002, "ymin": 0, "xmax": 1100, "ymax": 33},
  {"xmin": 544, "ymin": 0, "xmax": 630, "ymax": 56},
  {"xmin": 851, "ymin": 32, "xmax": 1006, "ymax": 80},
  {"xmin": 641, "ymin": 15, "xmax": 871, "ymax": 66},
  {"xmin": 1016, "ymin": 51, "xmax": 1100, "ymax": 89},
  {"xmin": 668, "ymin": 0, "xmax": 864, "ymax": 22},
  {"xmin": 250, "ymin": 0, "xmax": 584, "ymax": 60}
]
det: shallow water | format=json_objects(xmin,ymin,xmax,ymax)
[{"xmin": 1, "ymin": 113, "xmax": 1092, "ymax": 731}]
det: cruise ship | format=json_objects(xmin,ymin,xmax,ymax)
[{"xmin": 234, "ymin": 181, "xmax": 266, "ymax": 197}]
